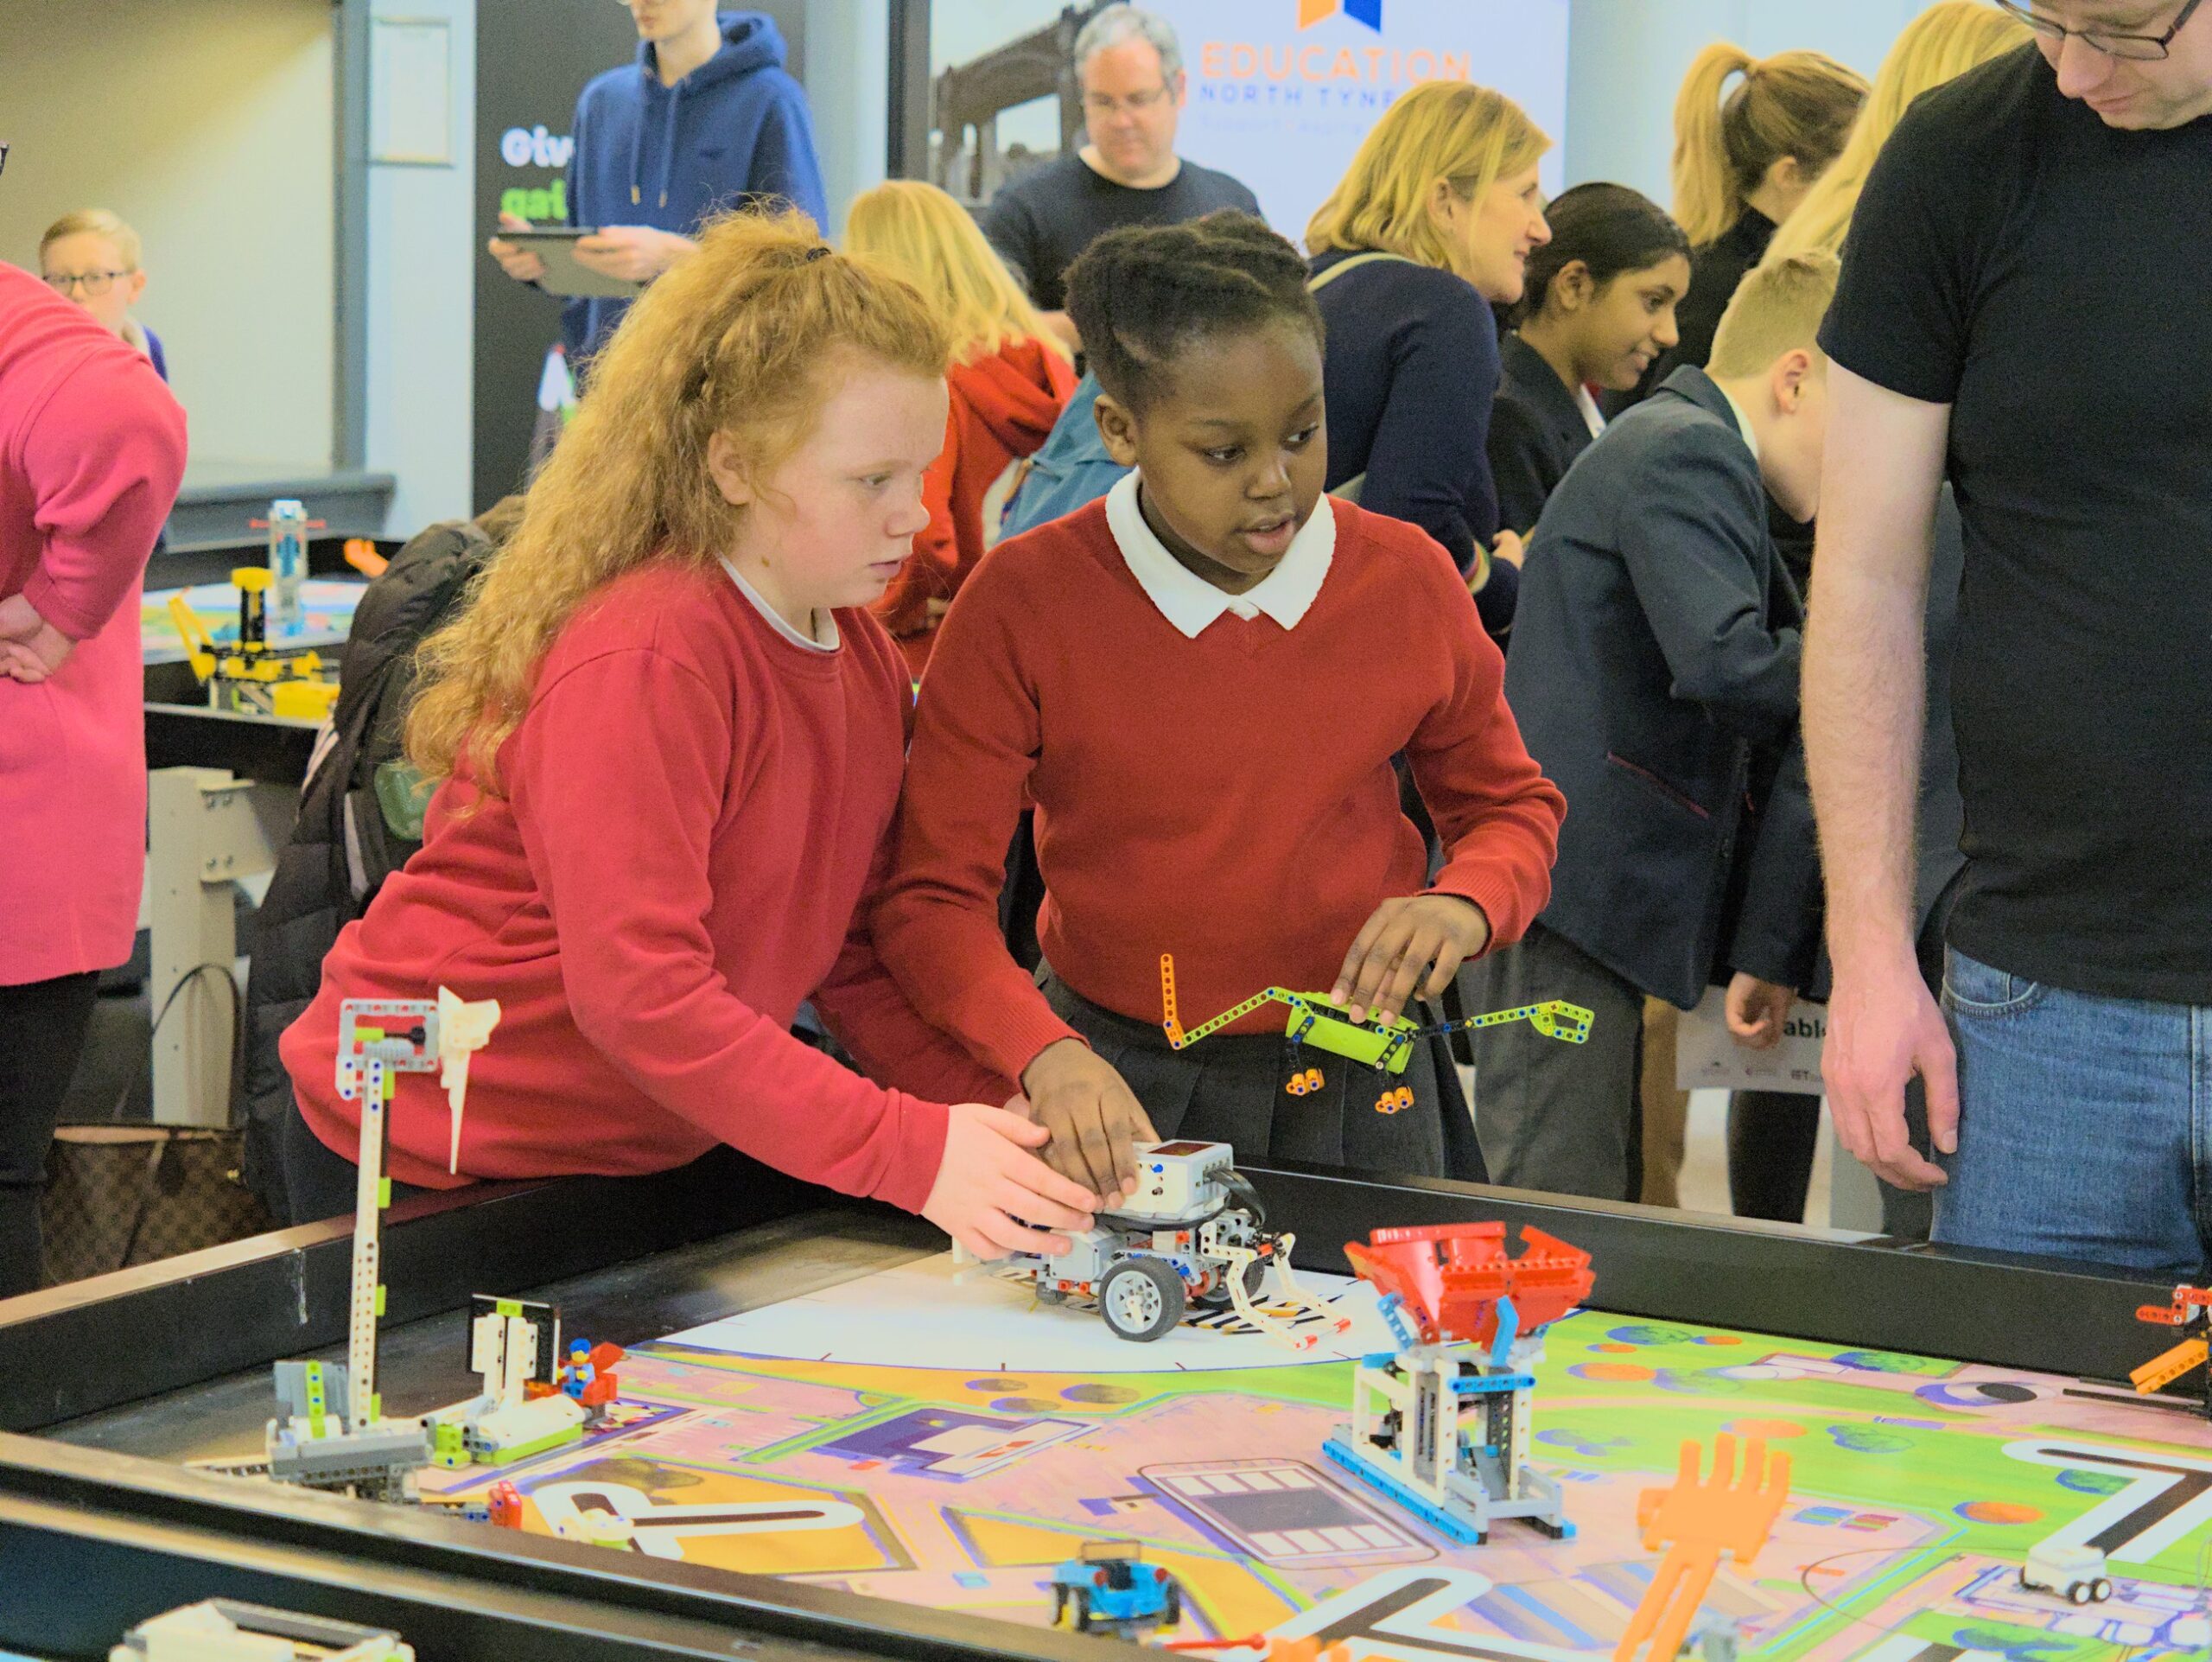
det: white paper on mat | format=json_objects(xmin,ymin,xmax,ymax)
[{"xmin": 658, "ymin": 1251, "xmax": 1395, "ymax": 1373}]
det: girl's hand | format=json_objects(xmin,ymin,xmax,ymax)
[
  {"xmin": 1019, "ymin": 1040, "xmax": 1158, "ymax": 1208},
  {"xmin": 921, "ymin": 1102, "xmax": 1099, "ymax": 1260},
  {"xmin": 1490, "ymin": 528, "xmax": 1528, "ymax": 570},
  {"xmin": 1332, "ymin": 895, "xmax": 1492, "ymax": 1024},
  {"xmin": 487, "ymin": 211, "xmax": 548, "ymax": 283},
  {"xmin": 1725, "ymin": 973, "xmax": 1796, "ymax": 1051}
]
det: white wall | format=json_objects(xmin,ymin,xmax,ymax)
[
  {"xmin": 0, "ymin": 0, "xmax": 336, "ymax": 473},
  {"xmin": 1563, "ymin": 0, "xmax": 1930, "ymax": 199},
  {"xmin": 804, "ymin": 0, "xmax": 892, "ymax": 232},
  {"xmin": 364, "ymin": 0, "xmax": 477, "ymax": 530}
]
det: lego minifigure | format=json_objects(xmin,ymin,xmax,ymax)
[{"xmin": 560, "ymin": 1339, "xmax": 597, "ymax": 1401}]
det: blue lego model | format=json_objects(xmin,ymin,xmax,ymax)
[{"xmin": 1049, "ymin": 1541, "xmax": 1182, "ymax": 1635}]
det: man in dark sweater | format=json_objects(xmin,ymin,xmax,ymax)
[
  {"xmin": 1809, "ymin": 21, "xmax": 2212, "ymax": 1277},
  {"xmin": 983, "ymin": 5, "xmax": 1259, "ymax": 350}
]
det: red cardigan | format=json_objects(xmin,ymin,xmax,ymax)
[
  {"xmin": 0, "ymin": 264, "xmax": 188, "ymax": 985},
  {"xmin": 282, "ymin": 561, "xmax": 1008, "ymax": 1206},
  {"xmin": 870, "ymin": 335, "xmax": 1075, "ymax": 676},
  {"xmin": 874, "ymin": 495, "xmax": 1566, "ymax": 1085}
]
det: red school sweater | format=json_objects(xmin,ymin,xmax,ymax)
[
  {"xmin": 874, "ymin": 495, "xmax": 1567, "ymax": 1085},
  {"xmin": 869, "ymin": 335, "xmax": 1076, "ymax": 677},
  {"xmin": 281, "ymin": 560, "xmax": 1010, "ymax": 1207}
]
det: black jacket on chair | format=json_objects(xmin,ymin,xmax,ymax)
[
  {"xmin": 1488, "ymin": 332, "xmax": 1599, "ymax": 537},
  {"xmin": 1504, "ymin": 366, "xmax": 1816, "ymax": 1009}
]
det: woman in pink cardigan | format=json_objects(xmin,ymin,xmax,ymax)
[{"xmin": 0, "ymin": 261, "xmax": 188, "ymax": 1297}]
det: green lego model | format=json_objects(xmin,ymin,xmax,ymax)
[{"xmin": 1160, "ymin": 953, "xmax": 1592, "ymax": 1114}]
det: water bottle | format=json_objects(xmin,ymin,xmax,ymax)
[{"xmin": 266, "ymin": 499, "xmax": 308, "ymax": 636}]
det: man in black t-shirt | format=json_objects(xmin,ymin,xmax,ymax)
[
  {"xmin": 1807, "ymin": 12, "xmax": 2212, "ymax": 1277},
  {"xmin": 982, "ymin": 4, "xmax": 1260, "ymax": 349}
]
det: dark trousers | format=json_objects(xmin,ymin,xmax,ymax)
[
  {"xmin": 1040, "ymin": 967, "xmax": 1463, "ymax": 1180},
  {"xmin": 1726, "ymin": 1091, "xmax": 1822, "ymax": 1222},
  {"xmin": 0, "ymin": 971, "xmax": 100, "ymax": 1297},
  {"xmin": 1460, "ymin": 922, "xmax": 1646, "ymax": 1201}
]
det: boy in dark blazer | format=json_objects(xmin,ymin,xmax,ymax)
[{"xmin": 1471, "ymin": 252, "xmax": 1842, "ymax": 1201}]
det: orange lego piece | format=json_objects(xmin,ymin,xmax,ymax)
[
  {"xmin": 1613, "ymin": 1434, "xmax": 1790, "ymax": 1662},
  {"xmin": 1344, "ymin": 1222, "xmax": 1593, "ymax": 1348}
]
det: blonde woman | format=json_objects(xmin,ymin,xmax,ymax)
[
  {"xmin": 1304, "ymin": 80, "xmax": 1554, "ymax": 640},
  {"xmin": 844, "ymin": 181, "xmax": 1076, "ymax": 673},
  {"xmin": 1611, "ymin": 45, "xmax": 1868, "ymax": 411},
  {"xmin": 1762, "ymin": 3, "xmax": 2031, "ymax": 266},
  {"xmin": 39, "ymin": 209, "xmax": 166, "ymax": 381},
  {"xmin": 280, "ymin": 211, "xmax": 1100, "ymax": 1257}
]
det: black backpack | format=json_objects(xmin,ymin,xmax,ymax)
[{"xmin": 239, "ymin": 518, "xmax": 499, "ymax": 1212}]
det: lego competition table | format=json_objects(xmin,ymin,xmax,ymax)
[
  {"xmin": 134, "ymin": 578, "xmax": 369, "ymax": 1130},
  {"xmin": 0, "ymin": 1162, "xmax": 2205, "ymax": 1662}
]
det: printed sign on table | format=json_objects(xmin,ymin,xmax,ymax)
[{"xmin": 1676, "ymin": 986, "xmax": 1828, "ymax": 1096}]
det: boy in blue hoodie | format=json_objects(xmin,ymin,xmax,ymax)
[{"xmin": 489, "ymin": 5, "xmax": 826, "ymax": 363}]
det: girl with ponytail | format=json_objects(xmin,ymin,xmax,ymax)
[
  {"xmin": 280, "ymin": 209, "xmax": 1100, "ymax": 1260},
  {"xmin": 1671, "ymin": 42, "xmax": 1868, "ymax": 245},
  {"xmin": 1611, "ymin": 43, "xmax": 1867, "ymax": 411}
]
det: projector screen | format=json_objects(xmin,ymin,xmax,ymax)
[{"xmin": 1147, "ymin": 0, "xmax": 1569, "ymax": 247}]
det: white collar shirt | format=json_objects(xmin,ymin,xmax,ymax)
[{"xmin": 1103, "ymin": 471, "xmax": 1335, "ymax": 640}]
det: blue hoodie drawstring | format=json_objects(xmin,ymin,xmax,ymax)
[
  {"xmin": 629, "ymin": 52, "xmax": 690, "ymax": 210},
  {"xmin": 628, "ymin": 93, "xmax": 644, "ymax": 207},
  {"xmin": 657, "ymin": 83, "xmax": 682, "ymax": 211}
]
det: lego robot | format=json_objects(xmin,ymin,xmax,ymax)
[
  {"xmin": 997, "ymin": 1140, "xmax": 1351, "ymax": 1348},
  {"xmin": 1050, "ymin": 1541, "xmax": 1183, "ymax": 1637},
  {"xmin": 2019, "ymin": 1540, "xmax": 2113, "ymax": 1606}
]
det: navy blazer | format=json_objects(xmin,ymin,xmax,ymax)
[
  {"xmin": 1505, "ymin": 366, "xmax": 1815, "ymax": 1008},
  {"xmin": 1489, "ymin": 333, "xmax": 1599, "ymax": 537}
]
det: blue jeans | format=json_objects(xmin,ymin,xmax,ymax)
[{"xmin": 1936, "ymin": 948, "xmax": 2211, "ymax": 1277}]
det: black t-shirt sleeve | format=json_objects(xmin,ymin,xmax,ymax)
[
  {"xmin": 1820, "ymin": 103, "xmax": 1977, "ymax": 404},
  {"xmin": 982, "ymin": 184, "xmax": 1047, "ymax": 306}
]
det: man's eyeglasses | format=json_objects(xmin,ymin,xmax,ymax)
[
  {"xmin": 42, "ymin": 271, "xmax": 131, "ymax": 296},
  {"xmin": 1082, "ymin": 85, "xmax": 1171, "ymax": 118},
  {"xmin": 1993, "ymin": 0, "xmax": 2205, "ymax": 60}
]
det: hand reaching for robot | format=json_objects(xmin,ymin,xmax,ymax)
[
  {"xmin": 922, "ymin": 1102, "xmax": 1099, "ymax": 1261},
  {"xmin": 1018, "ymin": 1040, "xmax": 1160, "ymax": 1210},
  {"xmin": 1332, "ymin": 895, "xmax": 1492, "ymax": 1024}
]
